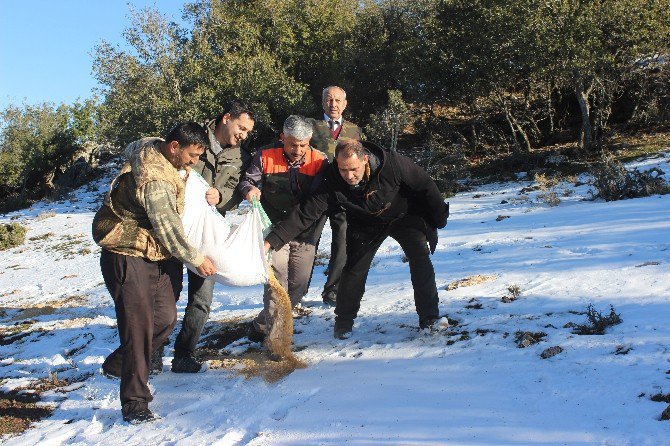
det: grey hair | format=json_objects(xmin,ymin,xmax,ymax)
[
  {"xmin": 283, "ymin": 115, "xmax": 313, "ymax": 140},
  {"xmin": 322, "ymin": 86, "xmax": 347, "ymax": 101}
]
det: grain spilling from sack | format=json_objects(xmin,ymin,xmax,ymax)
[{"xmin": 266, "ymin": 269, "xmax": 306, "ymax": 369}]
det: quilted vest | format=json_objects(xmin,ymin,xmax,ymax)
[{"xmin": 92, "ymin": 138, "xmax": 185, "ymax": 260}]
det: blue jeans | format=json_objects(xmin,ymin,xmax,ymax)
[{"xmin": 173, "ymin": 269, "xmax": 215, "ymax": 358}]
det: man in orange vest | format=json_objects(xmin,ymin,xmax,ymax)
[{"xmin": 238, "ymin": 115, "xmax": 328, "ymax": 341}]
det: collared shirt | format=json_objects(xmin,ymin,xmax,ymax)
[
  {"xmin": 323, "ymin": 113, "xmax": 342, "ymax": 131},
  {"xmin": 206, "ymin": 120, "xmax": 233, "ymax": 156}
]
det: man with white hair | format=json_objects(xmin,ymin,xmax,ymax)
[
  {"xmin": 238, "ymin": 115, "xmax": 329, "ymax": 341},
  {"xmin": 309, "ymin": 86, "xmax": 363, "ymax": 307}
]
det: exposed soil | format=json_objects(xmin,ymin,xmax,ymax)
[{"xmin": 0, "ymin": 375, "xmax": 68, "ymax": 437}]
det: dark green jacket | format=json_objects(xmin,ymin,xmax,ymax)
[{"xmin": 191, "ymin": 119, "xmax": 253, "ymax": 215}]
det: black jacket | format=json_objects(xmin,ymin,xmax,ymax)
[{"xmin": 266, "ymin": 141, "xmax": 449, "ymax": 252}]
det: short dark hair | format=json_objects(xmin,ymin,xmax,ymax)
[
  {"xmin": 335, "ymin": 140, "xmax": 366, "ymax": 159},
  {"xmin": 164, "ymin": 122, "xmax": 210, "ymax": 151},
  {"xmin": 215, "ymin": 100, "xmax": 256, "ymax": 125}
]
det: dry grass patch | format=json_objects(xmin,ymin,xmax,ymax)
[{"xmin": 446, "ymin": 274, "xmax": 497, "ymax": 291}]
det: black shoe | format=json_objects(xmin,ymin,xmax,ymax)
[
  {"xmin": 419, "ymin": 317, "xmax": 439, "ymax": 330},
  {"xmin": 247, "ymin": 323, "xmax": 266, "ymax": 343},
  {"xmin": 150, "ymin": 346, "xmax": 164, "ymax": 375},
  {"xmin": 101, "ymin": 363, "xmax": 120, "ymax": 379},
  {"xmin": 101, "ymin": 350, "xmax": 122, "ymax": 379},
  {"xmin": 123, "ymin": 407, "xmax": 159, "ymax": 424},
  {"xmin": 333, "ymin": 320, "xmax": 353, "ymax": 339},
  {"xmin": 101, "ymin": 368, "xmax": 120, "ymax": 379},
  {"xmin": 322, "ymin": 291, "xmax": 337, "ymax": 307},
  {"xmin": 171, "ymin": 355, "xmax": 202, "ymax": 373}
]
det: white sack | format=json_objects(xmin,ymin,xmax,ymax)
[{"xmin": 181, "ymin": 170, "xmax": 270, "ymax": 287}]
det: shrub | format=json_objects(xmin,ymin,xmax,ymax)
[
  {"xmin": 0, "ymin": 223, "xmax": 27, "ymax": 250},
  {"xmin": 572, "ymin": 304, "xmax": 622, "ymax": 335},
  {"xmin": 535, "ymin": 172, "xmax": 561, "ymax": 206},
  {"xmin": 591, "ymin": 152, "xmax": 670, "ymax": 201},
  {"xmin": 502, "ymin": 284, "xmax": 522, "ymax": 303}
]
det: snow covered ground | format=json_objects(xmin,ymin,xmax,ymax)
[{"xmin": 1, "ymin": 153, "xmax": 670, "ymax": 445}]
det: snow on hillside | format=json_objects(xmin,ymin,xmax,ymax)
[{"xmin": 1, "ymin": 154, "xmax": 670, "ymax": 445}]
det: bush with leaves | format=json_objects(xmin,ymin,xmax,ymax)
[
  {"xmin": 591, "ymin": 151, "xmax": 670, "ymax": 201},
  {"xmin": 365, "ymin": 90, "xmax": 411, "ymax": 152},
  {"xmin": 0, "ymin": 223, "xmax": 27, "ymax": 251},
  {"xmin": 0, "ymin": 100, "xmax": 100, "ymax": 211}
]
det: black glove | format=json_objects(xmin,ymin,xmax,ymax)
[
  {"xmin": 435, "ymin": 202, "xmax": 449, "ymax": 229},
  {"xmin": 427, "ymin": 225, "xmax": 438, "ymax": 254}
]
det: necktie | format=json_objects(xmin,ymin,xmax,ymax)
[{"xmin": 329, "ymin": 120, "xmax": 338, "ymax": 131}]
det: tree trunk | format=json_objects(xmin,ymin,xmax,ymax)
[
  {"xmin": 575, "ymin": 78, "xmax": 594, "ymax": 151},
  {"xmin": 509, "ymin": 111, "xmax": 533, "ymax": 153}
]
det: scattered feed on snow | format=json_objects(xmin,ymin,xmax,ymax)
[
  {"xmin": 292, "ymin": 306, "xmax": 312, "ymax": 318},
  {"xmin": 446, "ymin": 274, "xmax": 497, "ymax": 290},
  {"xmin": 198, "ymin": 318, "xmax": 306, "ymax": 383},
  {"xmin": 209, "ymin": 351, "xmax": 304, "ymax": 383}
]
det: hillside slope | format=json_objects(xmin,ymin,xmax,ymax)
[{"xmin": 1, "ymin": 154, "xmax": 670, "ymax": 445}]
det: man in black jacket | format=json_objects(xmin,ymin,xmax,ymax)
[{"xmin": 264, "ymin": 140, "xmax": 449, "ymax": 339}]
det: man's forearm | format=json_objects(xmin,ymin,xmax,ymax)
[
  {"xmin": 237, "ymin": 152, "xmax": 263, "ymax": 199},
  {"xmin": 143, "ymin": 181, "xmax": 204, "ymax": 267}
]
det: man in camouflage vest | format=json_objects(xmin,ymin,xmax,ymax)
[
  {"xmin": 171, "ymin": 101, "xmax": 256, "ymax": 373},
  {"xmin": 309, "ymin": 86, "xmax": 363, "ymax": 307},
  {"xmin": 92, "ymin": 122, "xmax": 216, "ymax": 424},
  {"xmin": 238, "ymin": 115, "xmax": 328, "ymax": 341}
]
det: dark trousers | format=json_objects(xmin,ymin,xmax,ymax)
[
  {"xmin": 322, "ymin": 208, "xmax": 347, "ymax": 297},
  {"xmin": 173, "ymin": 269, "xmax": 215, "ymax": 357},
  {"xmin": 100, "ymin": 250, "xmax": 181, "ymax": 411},
  {"xmin": 334, "ymin": 215, "xmax": 439, "ymax": 326}
]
